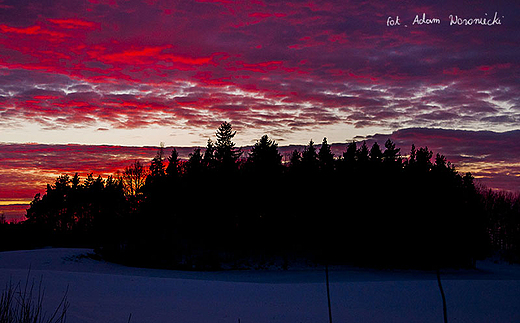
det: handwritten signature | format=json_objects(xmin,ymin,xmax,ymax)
[{"xmin": 387, "ymin": 12, "xmax": 503, "ymax": 27}]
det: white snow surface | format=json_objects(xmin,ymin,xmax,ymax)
[{"xmin": 1, "ymin": 248, "xmax": 519, "ymax": 323}]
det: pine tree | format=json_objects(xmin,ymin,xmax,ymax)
[
  {"xmin": 289, "ymin": 149, "xmax": 302, "ymax": 172},
  {"xmin": 248, "ymin": 134, "xmax": 282, "ymax": 174},
  {"xmin": 342, "ymin": 141, "xmax": 357, "ymax": 170},
  {"xmin": 416, "ymin": 147, "xmax": 433, "ymax": 173},
  {"xmin": 166, "ymin": 148, "xmax": 180, "ymax": 179},
  {"xmin": 71, "ymin": 173, "xmax": 81, "ymax": 190},
  {"xmin": 382, "ymin": 139, "xmax": 401, "ymax": 168},
  {"xmin": 356, "ymin": 141, "xmax": 370, "ymax": 167},
  {"xmin": 301, "ymin": 139, "xmax": 319, "ymax": 173},
  {"xmin": 369, "ymin": 142, "xmax": 383, "ymax": 164},
  {"xmin": 215, "ymin": 121, "xmax": 242, "ymax": 170},
  {"xmin": 407, "ymin": 144, "xmax": 417, "ymax": 168},
  {"xmin": 149, "ymin": 145, "xmax": 166, "ymax": 179},
  {"xmin": 203, "ymin": 139, "xmax": 216, "ymax": 170},
  {"xmin": 318, "ymin": 137, "xmax": 334, "ymax": 173},
  {"xmin": 185, "ymin": 148, "xmax": 203, "ymax": 177}
]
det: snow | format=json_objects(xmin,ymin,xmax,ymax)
[{"xmin": 1, "ymin": 248, "xmax": 519, "ymax": 323}]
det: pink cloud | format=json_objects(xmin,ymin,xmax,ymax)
[
  {"xmin": 48, "ymin": 18, "xmax": 97, "ymax": 29},
  {"xmin": 0, "ymin": 24, "xmax": 68, "ymax": 39}
]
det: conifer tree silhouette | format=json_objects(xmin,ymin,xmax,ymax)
[
  {"xmin": 203, "ymin": 139, "xmax": 216, "ymax": 171},
  {"xmin": 166, "ymin": 148, "xmax": 180, "ymax": 179},
  {"xmin": 318, "ymin": 137, "xmax": 334, "ymax": 173},
  {"xmin": 369, "ymin": 142, "xmax": 383, "ymax": 165},
  {"xmin": 248, "ymin": 134, "xmax": 282, "ymax": 175},
  {"xmin": 340, "ymin": 141, "xmax": 357, "ymax": 175},
  {"xmin": 289, "ymin": 149, "xmax": 302, "ymax": 172},
  {"xmin": 416, "ymin": 146, "xmax": 433, "ymax": 172},
  {"xmin": 149, "ymin": 144, "xmax": 166, "ymax": 180},
  {"xmin": 215, "ymin": 122, "xmax": 241, "ymax": 170},
  {"xmin": 301, "ymin": 139, "xmax": 319, "ymax": 173},
  {"xmin": 382, "ymin": 139, "xmax": 401, "ymax": 169},
  {"xmin": 356, "ymin": 141, "xmax": 370, "ymax": 167},
  {"xmin": 185, "ymin": 148, "xmax": 203, "ymax": 177}
]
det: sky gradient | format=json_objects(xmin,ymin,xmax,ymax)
[
  {"xmin": 1, "ymin": 0, "xmax": 519, "ymax": 145},
  {"xmin": 1, "ymin": 0, "xmax": 519, "ymax": 220}
]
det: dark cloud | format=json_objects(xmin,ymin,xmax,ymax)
[{"xmin": 364, "ymin": 128, "xmax": 520, "ymax": 192}]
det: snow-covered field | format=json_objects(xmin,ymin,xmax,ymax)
[{"xmin": 1, "ymin": 248, "xmax": 519, "ymax": 323}]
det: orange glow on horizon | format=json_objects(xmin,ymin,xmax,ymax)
[{"xmin": 0, "ymin": 199, "xmax": 32, "ymax": 206}]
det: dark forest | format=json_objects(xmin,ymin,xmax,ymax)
[{"xmin": 2, "ymin": 122, "xmax": 519, "ymax": 270}]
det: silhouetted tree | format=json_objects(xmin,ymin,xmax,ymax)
[
  {"xmin": 121, "ymin": 160, "xmax": 146, "ymax": 196},
  {"xmin": 343, "ymin": 141, "xmax": 357, "ymax": 164},
  {"xmin": 79, "ymin": 173, "xmax": 104, "ymax": 232},
  {"xmin": 382, "ymin": 139, "xmax": 401, "ymax": 169},
  {"xmin": 356, "ymin": 141, "xmax": 370, "ymax": 168},
  {"xmin": 149, "ymin": 144, "xmax": 166, "ymax": 180},
  {"xmin": 301, "ymin": 140, "xmax": 319, "ymax": 173},
  {"xmin": 97, "ymin": 175, "xmax": 127, "ymax": 241},
  {"xmin": 248, "ymin": 134, "xmax": 282, "ymax": 175},
  {"xmin": 166, "ymin": 148, "xmax": 180, "ymax": 179},
  {"xmin": 407, "ymin": 144, "xmax": 417, "ymax": 168},
  {"xmin": 340, "ymin": 141, "xmax": 357, "ymax": 175},
  {"xmin": 416, "ymin": 146, "xmax": 433, "ymax": 172},
  {"xmin": 432, "ymin": 153, "xmax": 458, "ymax": 182},
  {"xmin": 318, "ymin": 137, "xmax": 334, "ymax": 173},
  {"xmin": 203, "ymin": 139, "xmax": 217, "ymax": 171},
  {"xmin": 289, "ymin": 149, "xmax": 302, "ymax": 171},
  {"xmin": 185, "ymin": 148, "xmax": 203, "ymax": 177},
  {"xmin": 71, "ymin": 173, "xmax": 80, "ymax": 190},
  {"xmin": 215, "ymin": 122, "xmax": 241, "ymax": 171},
  {"xmin": 369, "ymin": 142, "xmax": 383, "ymax": 165}
]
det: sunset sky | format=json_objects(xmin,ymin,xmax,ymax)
[{"xmin": 1, "ymin": 0, "xmax": 519, "ymax": 220}]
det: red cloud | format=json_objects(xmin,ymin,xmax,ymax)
[
  {"xmin": 0, "ymin": 24, "xmax": 67, "ymax": 38},
  {"xmin": 95, "ymin": 46, "xmax": 216, "ymax": 70},
  {"xmin": 159, "ymin": 53, "xmax": 214, "ymax": 66},
  {"xmin": 99, "ymin": 47, "xmax": 166, "ymax": 63},
  {"xmin": 48, "ymin": 18, "xmax": 97, "ymax": 29},
  {"xmin": 232, "ymin": 60, "xmax": 284, "ymax": 73}
]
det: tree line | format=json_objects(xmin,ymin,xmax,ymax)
[{"xmin": 3, "ymin": 122, "xmax": 519, "ymax": 269}]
